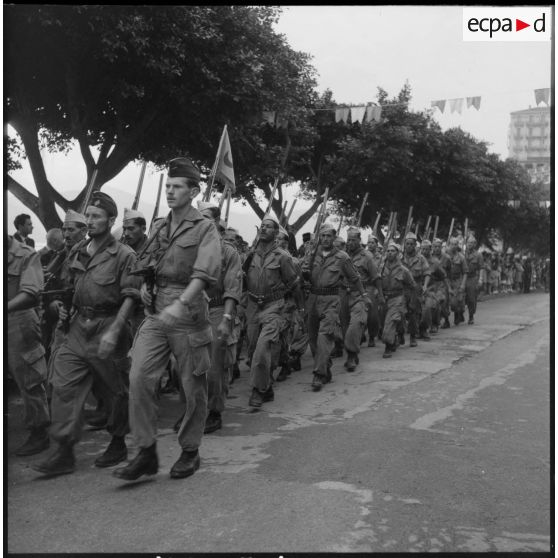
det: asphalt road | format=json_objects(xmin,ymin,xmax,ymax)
[{"xmin": 6, "ymin": 292, "xmax": 551, "ymax": 553}]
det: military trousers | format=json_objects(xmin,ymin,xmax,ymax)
[
  {"xmin": 449, "ymin": 279, "xmax": 465, "ymax": 314},
  {"xmin": 306, "ymin": 293, "xmax": 341, "ymax": 378},
  {"xmin": 339, "ymin": 290, "xmax": 367, "ymax": 354},
  {"xmin": 381, "ymin": 294, "xmax": 406, "ymax": 346},
  {"xmin": 8, "ymin": 309, "xmax": 50, "ymax": 431},
  {"xmin": 289, "ymin": 308, "xmax": 309, "ymax": 357},
  {"xmin": 465, "ymin": 276, "xmax": 479, "ymax": 317},
  {"xmin": 366, "ymin": 285, "xmax": 381, "ymax": 341},
  {"xmin": 420, "ymin": 289, "xmax": 438, "ymax": 332},
  {"xmin": 129, "ymin": 287, "xmax": 211, "ymax": 451},
  {"xmin": 49, "ymin": 314, "xmax": 131, "ymax": 445},
  {"xmin": 404, "ymin": 285, "xmax": 423, "ymax": 337},
  {"xmin": 207, "ymin": 306, "xmax": 238, "ymax": 414},
  {"xmin": 246, "ymin": 299, "xmax": 285, "ymax": 392}
]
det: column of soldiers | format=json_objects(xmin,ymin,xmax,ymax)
[{"xmin": 8, "ymin": 165, "xmax": 537, "ymax": 482}]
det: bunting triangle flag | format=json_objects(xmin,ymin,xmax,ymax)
[
  {"xmin": 449, "ymin": 98, "xmax": 464, "ymax": 114},
  {"xmin": 534, "ymin": 88, "xmax": 550, "ymax": 106},
  {"xmin": 212, "ymin": 125, "xmax": 236, "ymax": 193},
  {"xmin": 431, "ymin": 100, "xmax": 446, "ymax": 113},
  {"xmin": 365, "ymin": 105, "xmax": 382, "ymax": 123},
  {"xmin": 466, "ymin": 96, "xmax": 481, "ymax": 110},
  {"xmin": 350, "ymin": 106, "xmax": 366, "ymax": 124}
]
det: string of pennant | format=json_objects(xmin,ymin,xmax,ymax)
[{"xmin": 262, "ymin": 88, "xmax": 550, "ymax": 128}]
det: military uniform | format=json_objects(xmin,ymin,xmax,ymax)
[
  {"xmin": 48, "ymin": 234, "xmax": 141, "ymax": 448},
  {"xmin": 205, "ymin": 237, "xmax": 242, "ymax": 424},
  {"xmin": 7, "ymin": 236, "xmax": 50, "ymax": 452},
  {"xmin": 465, "ymin": 247, "xmax": 483, "ymax": 323},
  {"xmin": 447, "ymin": 250, "xmax": 469, "ymax": 323},
  {"xmin": 128, "ymin": 206, "xmax": 221, "ymax": 453},
  {"xmin": 303, "ymin": 243, "xmax": 364, "ymax": 386},
  {"xmin": 245, "ymin": 242, "xmax": 299, "ymax": 400},
  {"xmin": 402, "ymin": 248, "xmax": 430, "ymax": 343},
  {"xmin": 380, "ymin": 254, "xmax": 416, "ymax": 355},
  {"xmin": 341, "ymin": 245, "xmax": 378, "ymax": 366},
  {"xmin": 365, "ymin": 246, "xmax": 384, "ymax": 344},
  {"xmin": 421, "ymin": 254, "xmax": 447, "ymax": 334}
]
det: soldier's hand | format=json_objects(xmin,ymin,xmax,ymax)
[
  {"xmin": 216, "ymin": 319, "xmax": 231, "ymax": 345},
  {"xmin": 140, "ymin": 283, "xmax": 153, "ymax": 307},
  {"xmin": 49, "ymin": 300, "xmax": 64, "ymax": 318},
  {"xmin": 158, "ymin": 299, "xmax": 184, "ymax": 328},
  {"xmin": 58, "ymin": 304, "xmax": 69, "ymax": 322},
  {"xmin": 98, "ymin": 328, "xmax": 119, "ymax": 359}
]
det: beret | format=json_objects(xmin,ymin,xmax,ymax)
[
  {"xmin": 405, "ymin": 232, "xmax": 417, "ymax": 241},
  {"xmin": 302, "ymin": 232, "xmax": 312, "ymax": 241},
  {"xmin": 319, "ymin": 221, "xmax": 336, "ymax": 235},
  {"xmin": 421, "ymin": 239, "xmax": 432, "ymax": 247},
  {"xmin": 335, "ymin": 236, "xmax": 345, "ymax": 243},
  {"xmin": 387, "ymin": 241, "xmax": 400, "ymax": 251},
  {"xmin": 432, "ymin": 237, "xmax": 443, "ymax": 245},
  {"xmin": 197, "ymin": 200, "xmax": 219, "ymax": 212},
  {"xmin": 262, "ymin": 213, "xmax": 280, "ymax": 226},
  {"xmin": 90, "ymin": 191, "xmax": 118, "ymax": 218},
  {"xmin": 63, "ymin": 209, "xmax": 86, "ymax": 226},
  {"xmin": 123, "ymin": 208, "xmax": 145, "ymax": 222},
  {"xmin": 168, "ymin": 157, "xmax": 201, "ymax": 182},
  {"xmin": 367, "ymin": 234, "xmax": 378, "ymax": 242},
  {"xmin": 346, "ymin": 226, "xmax": 361, "ymax": 237}
]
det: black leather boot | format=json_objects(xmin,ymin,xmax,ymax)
[
  {"xmin": 113, "ymin": 443, "xmax": 158, "ymax": 481},
  {"xmin": 15, "ymin": 427, "xmax": 50, "ymax": 456},
  {"xmin": 170, "ymin": 449, "xmax": 200, "ymax": 479},
  {"xmin": 204, "ymin": 411, "xmax": 222, "ymax": 434},
  {"xmin": 95, "ymin": 435, "xmax": 127, "ymax": 468},
  {"xmin": 33, "ymin": 443, "xmax": 75, "ymax": 476}
]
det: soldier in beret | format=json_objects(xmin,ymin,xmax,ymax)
[
  {"xmin": 302, "ymin": 222, "xmax": 365, "ymax": 390},
  {"xmin": 446, "ymin": 237, "xmax": 469, "ymax": 325},
  {"xmin": 432, "ymin": 238, "xmax": 452, "ymax": 329},
  {"xmin": 196, "ymin": 200, "xmax": 242, "ymax": 433},
  {"xmin": 340, "ymin": 227, "xmax": 382, "ymax": 371},
  {"xmin": 35, "ymin": 192, "xmax": 142, "ymax": 477},
  {"xmin": 402, "ymin": 232, "xmax": 431, "ymax": 345},
  {"xmin": 122, "ymin": 208, "xmax": 148, "ymax": 254},
  {"xmin": 114, "ymin": 157, "xmax": 221, "ymax": 482},
  {"xmin": 244, "ymin": 213, "xmax": 303, "ymax": 409},
  {"xmin": 365, "ymin": 234, "xmax": 384, "ymax": 346},
  {"xmin": 380, "ymin": 242, "xmax": 416, "ymax": 358},
  {"xmin": 464, "ymin": 236, "xmax": 483, "ymax": 324}
]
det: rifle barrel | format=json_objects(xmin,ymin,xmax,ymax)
[{"xmin": 132, "ymin": 161, "xmax": 148, "ymax": 210}]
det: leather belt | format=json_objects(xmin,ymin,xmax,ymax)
[
  {"xmin": 77, "ymin": 306, "xmax": 118, "ymax": 319},
  {"xmin": 310, "ymin": 287, "xmax": 340, "ymax": 296},
  {"xmin": 248, "ymin": 290, "xmax": 286, "ymax": 306},
  {"xmin": 156, "ymin": 277, "xmax": 187, "ymax": 289}
]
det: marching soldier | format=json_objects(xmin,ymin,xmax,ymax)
[
  {"xmin": 35, "ymin": 192, "xmax": 142, "ymax": 477},
  {"xmin": 113, "ymin": 157, "xmax": 221, "ymax": 481},
  {"xmin": 244, "ymin": 214, "xmax": 302, "ymax": 409},
  {"xmin": 122, "ymin": 208, "xmax": 148, "ymax": 254},
  {"xmin": 341, "ymin": 227, "xmax": 382, "ymax": 371},
  {"xmin": 302, "ymin": 222, "xmax": 365, "ymax": 390},
  {"xmin": 380, "ymin": 242, "xmax": 416, "ymax": 358},
  {"xmin": 8, "ymin": 235, "xmax": 51, "ymax": 456},
  {"xmin": 401, "ymin": 232, "xmax": 431, "ymax": 345},
  {"xmin": 432, "ymin": 238, "xmax": 452, "ymax": 329},
  {"xmin": 446, "ymin": 237, "xmax": 468, "ymax": 325},
  {"xmin": 365, "ymin": 233, "xmax": 383, "ymax": 346},
  {"xmin": 419, "ymin": 239, "xmax": 449, "ymax": 335},
  {"xmin": 464, "ymin": 236, "xmax": 483, "ymax": 324},
  {"xmin": 197, "ymin": 201, "xmax": 242, "ymax": 433}
]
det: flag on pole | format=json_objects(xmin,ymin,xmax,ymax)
[{"xmin": 212, "ymin": 125, "xmax": 236, "ymax": 193}]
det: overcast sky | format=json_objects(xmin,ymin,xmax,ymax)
[{"xmin": 6, "ymin": 5, "xmax": 552, "ymax": 247}]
